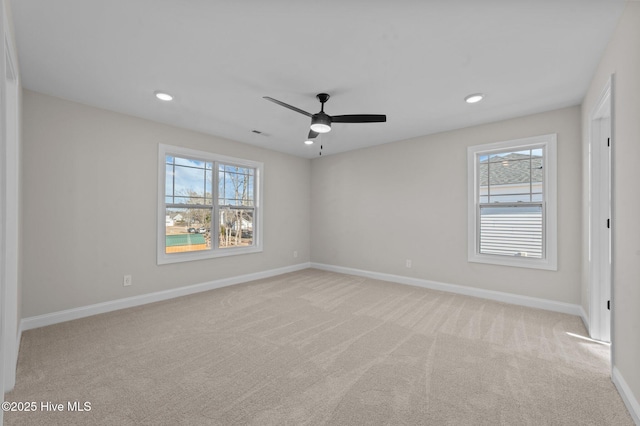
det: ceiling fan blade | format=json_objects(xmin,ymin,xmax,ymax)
[
  {"xmin": 331, "ymin": 114, "xmax": 387, "ymax": 123},
  {"xmin": 308, "ymin": 130, "xmax": 319, "ymax": 139},
  {"xmin": 263, "ymin": 97, "xmax": 313, "ymax": 118}
]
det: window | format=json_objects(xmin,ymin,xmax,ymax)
[
  {"xmin": 158, "ymin": 144, "xmax": 263, "ymax": 264},
  {"xmin": 467, "ymin": 134, "xmax": 557, "ymax": 270}
]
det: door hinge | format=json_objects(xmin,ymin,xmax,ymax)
[
  {"xmin": 607, "ymin": 300, "xmax": 610, "ymax": 310},
  {"xmin": 607, "ymin": 219, "xmax": 610, "ymax": 229}
]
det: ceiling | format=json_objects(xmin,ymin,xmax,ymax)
[{"xmin": 10, "ymin": 0, "xmax": 626, "ymax": 159}]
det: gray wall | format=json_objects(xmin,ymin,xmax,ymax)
[
  {"xmin": 311, "ymin": 106, "xmax": 582, "ymax": 304},
  {"xmin": 582, "ymin": 1, "xmax": 640, "ymax": 414},
  {"xmin": 21, "ymin": 90, "xmax": 311, "ymax": 317}
]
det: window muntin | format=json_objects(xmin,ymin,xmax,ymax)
[
  {"xmin": 468, "ymin": 134, "xmax": 557, "ymax": 270},
  {"xmin": 158, "ymin": 145, "xmax": 262, "ymax": 264},
  {"xmin": 165, "ymin": 156, "xmax": 213, "ymax": 205},
  {"xmin": 479, "ymin": 148, "xmax": 543, "ymax": 204},
  {"xmin": 218, "ymin": 165, "xmax": 255, "ymax": 206}
]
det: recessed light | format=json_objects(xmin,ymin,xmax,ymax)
[
  {"xmin": 465, "ymin": 93, "xmax": 484, "ymax": 104},
  {"xmin": 304, "ymin": 140, "xmax": 314, "ymax": 145},
  {"xmin": 154, "ymin": 91, "xmax": 173, "ymax": 101}
]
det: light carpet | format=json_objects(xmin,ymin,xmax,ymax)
[{"xmin": 3, "ymin": 269, "xmax": 633, "ymax": 425}]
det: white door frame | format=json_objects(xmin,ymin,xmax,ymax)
[
  {"xmin": 2, "ymin": 4, "xmax": 20, "ymax": 393},
  {"xmin": 0, "ymin": 3, "xmax": 7, "ymax": 416},
  {"xmin": 588, "ymin": 75, "xmax": 613, "ymax": 343},
  {"xmin": 0, "ymin": 21, "xmax": 5, "ymax": 426}
]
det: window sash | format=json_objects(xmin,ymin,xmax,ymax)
[
  {"xmin": 477, "ymin": 202, "xmax": 545, "ymax": 259},
  {"xmin": 478, "ymin": 145, "xmax": 545, "ymax": 204},
  {"xmin": 217, "ymin": 206, "xmax": 255, "ymax": 249},
  {"xmin": 165, "ymin": 156, "xmax": 213, "ymax": 206}
]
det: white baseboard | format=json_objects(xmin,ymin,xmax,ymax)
[
  {"xmin": 21, "ymin": 262, "xmax": 311, "ymax": 331},
  {"xmin": 16, "ymin": 321, "xmax": 22, "ymax": 364},
  {"xmin": 8, "ymin": 321, "xmax": 23, "ymax": 391},
  {"xmin": 578, "ymin": 305, "xmax": 589, "ymax": 333},
  {"xmin": 16, "ymin": 321, "xmax": 22, "ymax": 363},
  {"xmin": 21, "ymin": 261, "xmax": 582, "ymax": 330},
  {"xmin": 2, "ymin": 323, "xmax": 21, "ymax": 393},
  {"xmin": 613, "ymin": 366, "xmax": 640, "ymax": 425},
  {"xmin": 310, "ymin": 263, "xmax": 582, "ymax": 316}
]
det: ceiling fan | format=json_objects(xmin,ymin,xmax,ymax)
[{"xmin": 263, "ymin": 93, "xmax": 387, "ymax": 152}]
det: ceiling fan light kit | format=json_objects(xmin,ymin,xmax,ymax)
[{"xmin": 310, "ymin": 114, "xmax": 332, "ymax": 133}]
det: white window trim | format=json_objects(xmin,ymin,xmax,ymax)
[
  {"xmin": 157, "ymin": 144, "xmax": 263, "ymax": 265},
  {"xmin": 467, "ymin": 134, "xmax": 557, "ymax": 270}
]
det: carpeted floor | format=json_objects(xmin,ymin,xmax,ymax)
[{"xmin": 3, "ymin": 269, "xmax": 634, "ymax": 425}]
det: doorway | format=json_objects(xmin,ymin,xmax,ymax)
[{"xmin": 588, "ymin": 75, "xmax": 613, "ymax": 343}]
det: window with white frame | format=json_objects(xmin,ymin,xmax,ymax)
[
  {"xmin": 467, "ymin": 134, "xmax": 557, "ymax": 270},
  {"xmin": 158, "ymin": 144, "xmax": 263, "ymax": 264}
]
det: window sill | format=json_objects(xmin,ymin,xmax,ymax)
[
  {"xmin": 468, "ymin": 253, "xmax": 557, "ymax": 271},
  {"xmin": 157, "ymin": 245, "xmax": 263, "ymax": 265}
]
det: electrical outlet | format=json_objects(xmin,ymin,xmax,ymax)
[
  {"xmin": 123, "ymin": 275, "xmax": 132, "ymax": 287},
  {"xmin": 405, "ymin": 259, "xmax": 412, "ymax": 268},
  {"xmin": 293, "ymin": 250, "xmax": 298, "ymax": 258}
]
